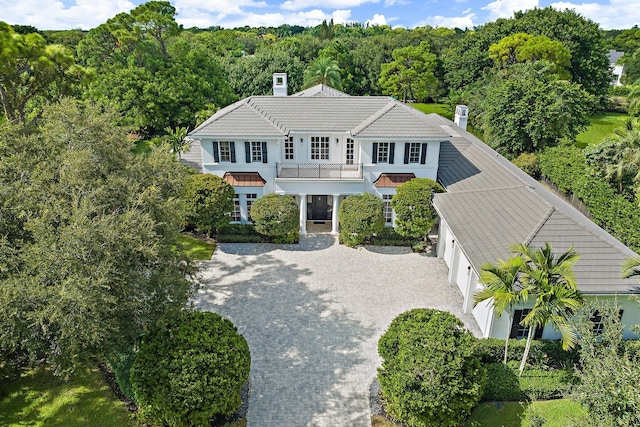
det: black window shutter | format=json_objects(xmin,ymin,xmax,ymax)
[
  {"xmin": 245, "ymin": 141, "xmax": 251, "ymax": 163},
  {"xmin": 372, "ymin": 143, "xmax": 378, "ymax": 164},
  {"xmin": 261, "ymin": 141, "xmax": 268, "ymax": 163},
  {"xmin": 212, "ymin": 142, "xmax": 219, "ymax": 163},
  {"xmin": 389, "ymin": 142, "xmax": 395, "ymax": 164},
  {"xmin": 403, "ymin": 143, "xmax": 410, "ymax": 164},
  {"xmin": 509, "ymin": 310, "xmax": 522, "ymax": 339},
  {"xmin": 230, "ymin": 142, "xmax": 236, "ymax": 163},
  {"xmin": 420, "ymin": 143, "xmax": 428, "ymax": 164},
  {"xmin": 534, "ymin": 325, "xmax": 543, "ymax": 339}
]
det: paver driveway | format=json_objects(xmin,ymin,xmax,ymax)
[{"xmin": 196, "ymin": 234, "xmax": 481, "ymax": 427}]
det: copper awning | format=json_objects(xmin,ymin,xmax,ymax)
[
  {"xmin": 222, "ymin": 172, "xmax": 266, "ymax": 187},
  {"xmin": 373, "ymin": 173, "xmax": 416, "ymax": 188}
]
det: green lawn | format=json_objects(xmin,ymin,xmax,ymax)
[
  {"xmin": 0, "ymin": 366, "xmax": 134, "ymax": 427},
  {"xmin": 466, "ymin": 399, "xmax": 587, "ymax": 427},
  {"xmin": 412, "ymin": 103, "xmax": 454, "ymax": 120},
  {"xmin": 176, "ymin": 233, "xmax": 216, "ymax": 260},
  {"xmin": 575, "ymin": 112, "xmax": 629, "ymax": 148}
]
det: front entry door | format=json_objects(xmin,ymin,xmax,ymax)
[{"xmin": 309, "ymin": 195, "xmax": 330, "ymax": 220}]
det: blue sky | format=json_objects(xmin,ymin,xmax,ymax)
[{"xmin": 0, "ymin": 0, "xmax": 637, "ymax": 31}]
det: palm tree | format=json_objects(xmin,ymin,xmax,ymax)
[
  {"xmin": 163, "ymin": 126, "xmax": 190, "ymax": 159},
  {"xmin": 622, "ymin": 256, "xmax": 640, "ymax": 278},
  {"xmin": 474, "ymin": 255, "xmax": 528, "ymax": 364},
  {"xmin": 628, "ymin": 83, "xmax": 640, "ymax": 116},
  {"xmin": 511, "ymin": 243, "xmax": 583, "ymax": 375},
  {"xmin": 304, "ymin": 56, "xmax": 342, "ymax": 90}
]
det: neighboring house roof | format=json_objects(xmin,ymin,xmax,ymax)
[
  {"xmin": 223, "ymin": 172, "xmax": 266, "ymax": 187},
  {"xmin": 188, "ymin": 84, "xmax": 449, "ymax": 139},
  {"xmin": 608, "ymin": 49, "xmax": 624, "ymax": 65},
  {"xmin": 374, "ymin": 173, "xmax": 416, "ymax": 187},
  {"xmin": 432, "ymin": 113, "xmax": 640, "ymax": 294},
  {"xmin": 291, "ymin": 84, "xmax": 349, "ymax": 97}
]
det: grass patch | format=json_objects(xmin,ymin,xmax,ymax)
[
  {"xmin": 0, "ymin": 366, "xmax": 134, "ymax": 427},
  {"xmin": 132, "ymin": 139, "xmax": 153, "ymax": 155},
  {"xmin": 466, "ymin": 399, "xmax": 586, "ymax": 427},
  {"xmin": 176, "ymin": 234, "xmax": 216, "ymax": 260},
  {"xmin": 412, "ymin": 103, "xmax": 454, "ymax": 120},
  {"xmin": 575, "ymin": 112, "xmax": 629, "ymax": 148}
]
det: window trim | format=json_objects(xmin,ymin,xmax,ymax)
[{"xmin": 310, "ymin": 136, "xmax": 330, "ymax": 161}]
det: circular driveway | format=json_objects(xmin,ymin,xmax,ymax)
[{"xmin": 195, "ymin": 235, "xmax": 481, "ymax": 426}]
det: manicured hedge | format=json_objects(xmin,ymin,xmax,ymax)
[
  {"xmin": 367, "ymin": 227, "xmax": 421, "ymax": 247},
  {"xmin": 378, "ymin": 309, "xmax": 486, "ymax": 427},
  {"xmin": 539, "ymin": 146, "xmax": 640, "ymax": 252},
  {"xmin": 107, "ymin": 351, "xmax": 137, "ymax": 403},
  {"xmin": 483, "ymin": 363, "xmax": 526, "ymax": 401},
  {"xmin": 131, "ymin": 311, "xmax": 250, "ymax": 426},
  {"xmin": 482, "ymin": 362, "xmax": 575, "ymax": 401},
  {"xmin": 475, "ymin": 338, "xmax": 580, "ymax": 368},
  {"xmin": 339, "ymin": 193, "xmax": 385, "ymax": 247},
  {"xmin": 250, "ymin": 194, "xmax": 299, "ymax": 243},
  {"xmin": 216, "ymin": 222, "xmax": 298, "ymax": 243}
]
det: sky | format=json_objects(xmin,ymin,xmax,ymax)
[{"xmin": 1, "ymin": 0, "xmax": 638, "ymax": 31}]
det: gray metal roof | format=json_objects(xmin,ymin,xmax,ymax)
[
  {"xmin": 432, "ymin": 113, "xmax": 640, "ymax": 294},
  {"xmin": 608, "ymin": 49, "xmax": 624, "ymax": 64},
  {"xmin": 291, "ymin": 84, "xmax": 349, "ymax": 97},
  {"xmin": 188, "ymin": 85, "xmax": 449, "ymax": 138}
]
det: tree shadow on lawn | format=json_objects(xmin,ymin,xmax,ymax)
[{"xmin": 196, "ymin": 250, "xmax": 376, "ymax": 426}]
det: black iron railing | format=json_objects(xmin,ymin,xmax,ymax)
[{"xmin": 276, "ymin": 163, "xmax": 363, "ymax": 179}]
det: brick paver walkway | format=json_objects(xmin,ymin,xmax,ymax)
[{"xmin": 196, "ymin": 235, "xmax": 481, "ymax": 426}]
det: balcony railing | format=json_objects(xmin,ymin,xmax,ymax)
[{"xmin": 276, "ymin": 163, "xmax": 363, "ymax": 179}]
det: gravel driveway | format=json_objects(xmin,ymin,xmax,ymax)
[{"xmin": 195, "ymin": 234, "xmax": 481, "ymax": 426}]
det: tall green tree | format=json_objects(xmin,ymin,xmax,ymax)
[
  {"xmin": 303, "ymin": 55, "xmax": 342, "ymax": 89},
  {"xmin": 474, "ymin": 256, "xmax": 528, "ymax": 364},
  {"xmin": 0, "ymin": 99, "xmax": 196, "ymax": 376},
  {"xmin": 379, "ymin": 41, "xmax": 437, "ymax": 102},
  {"xmin": 0, "ymin": 22, "xmax": 88, "ymax": 123},
  {"xmin": 510, "ymin": 243, "xmax": 583, "ymax": 375},
  {"xmin": 472, "ymin": 62, "xmax": 593, "ymax": 157}
]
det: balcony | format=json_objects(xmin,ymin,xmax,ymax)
[{"xmin": 276, "ymin": 163, "xmax": 363, "ymax": 179}]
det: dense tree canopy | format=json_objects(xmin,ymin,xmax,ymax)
[
  {"xmin": 0, "ymin": 99, "xmax": 196, "ymax": 376},
  {"xmin": 471, "ymin": 62, "xmax": 593, "ymax": 157},
  {"xmin": 380, "ymin": 41, "xmax": 437, "ymax": 102},
  {"xmin": 0, "ymin": 22, "xmax": 88, "ymax": 123}
]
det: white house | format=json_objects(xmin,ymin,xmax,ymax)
[
  {"xmin": 608, "ymin": 50, "xmax": 625, "ymax": 86},
  {"xmin": 183, "ymin": 74, "xmax": 445, "ymax": 235},
  {"xmin": 184, "ymin": 74, "xmax": 640, "ymax": 340}
]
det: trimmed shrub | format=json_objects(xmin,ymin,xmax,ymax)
[
  {"xmin": 378, "ymin": 309, "xmax": 486, "ymax": 427},
  {"xmin": 250, "ymin": 194, "xmax": 299, "ymax": 242},
  {"xmin": 107, "ymin": 350, "xmax": 137, "ymax": 403},
  {"xmin": 483, "ymin": 363, "xmax": 526, "ymax": 401},
  {"xmin": 131, "ymin": 311, "xmax": 250, "ymax": 426},
  {"xmin": 339, "ymin": 193, "xmax": 385, "ymax": 247},
  {"xmin": 518, "ymin": 365, "xmax": 575, "ymax": 400},
  {"xmin": 367, "ymin": 227, "xmax": 421, "ymax": 247},
  {"xmin": 391, "ymin": 178, "xmax": 444, "ymax": 240},
  {"xmin": 512, "ymin": 152, "xmax": 540, "ymax": 178},
  {"xmin": 183, "ymin": 174, "xmax": 235, "ymax": 235},
  {"xmin": 475, "ymin": 338, "xmax": 580, "ymax": 368}
]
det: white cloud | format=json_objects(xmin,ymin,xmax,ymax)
[
  {"xmin": 175, "ymin": 0, "xmax": 267, "ymax": 17},
  {"xmin": 422, "ymin": 13, "xmax": 476, "ymax": 29},
  {"xmin": 280, "ymin": 0, "xmax": 379, "ymax": 11},
  {"xmin": 366, "ymin": 13, "xmax": 388, "ymax": 26},
  {"xmin": 180, "ymin": 8, "xmax": 353, "ymax": 29},
  {"xmin": 384, "ymin": 0, "xmax": 409, "ymax": 6},
  {"xmin": 481, "ymin": 0, "xmax": 539, "ymax": 20},
  {"xmin": 550, "ymin": 0, "xmax": 640, "ymax": 30},
  {"xmin": 0, "ymin": 0, "xmax": 135, "ymax": 30}
]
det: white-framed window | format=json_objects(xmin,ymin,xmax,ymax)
[
  {"xmin": 409, "ymin": 142, "xmax": 421, "ymax": 163},
  {"xmin": 590, "ymin": 310, "xmax": 624, "ymax": 335},
  {"xmin": 251, "ymin": 141, "xmax": 262, "ymax": 162},
  {"xmin": 232, "ymin": 196, "xmax": 241, "ymax": 222},
  {"xmin": 311, "ymin": 136, "xmax": 330, "ymax": 160},
  {"xmin": 219, "ymin": 141, "xmax": 232, "ymax": 162},
  {"xmin": 285, "ymin": 137, "xmax": 294, "ymax": 161},
  {"xmin": 346, "ymin": 138, "xmax": 354, "ymax": 165},
  {"xmin": 378, "ymin": 142, "xmax": 389, "ymax": 163},
  {"xmin": 383, "ymin": 194, "xmax": 393, "ymax": 224},
  {"xmin": 246, "ymin": 193, "xmax": 257, "ymax": 221}
]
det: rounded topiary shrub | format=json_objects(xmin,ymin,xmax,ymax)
[
  {"xmin": 378, "ymin": 308, "xmax": 486, "ymax": 427},
  {"xmin": 130, "ymin": 311, "xmax": 250, "ymax": 427},
  {"xmin": 338, "ymin": 193, "xmax": 385, "ymax": 247},
  {"xmin": 183, "ymin": 174, "xmax": 235, "ymax": 235},
  {"xmin": 391, "ymin": 178, "xmax": 444, "ymax": 241},
  {"xmin": 250, "ymin": 194, "xmax": 299, "ymax": 242}
]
